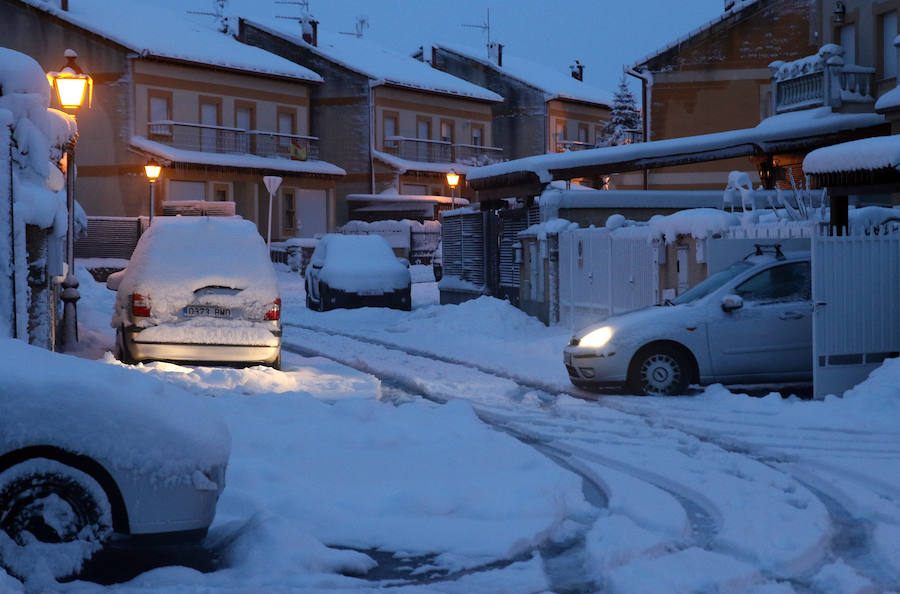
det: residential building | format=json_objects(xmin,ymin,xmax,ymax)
[
  {"xmin": 417, "ymin": 43, "xmax": 613, "ymax": 163},
  {"xmin": 0, "ymin": 0, "xmax": 345, "ymax": 242},
  {"xmin": 237, "ymin": 17, "xmax": 504, "ymax": 223}
]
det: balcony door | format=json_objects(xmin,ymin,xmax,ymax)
[
  {"xmin": 235, "ymin": 102, "xmax": 255, "ymax": 154},
  {"xmin": 200, "ymin": 99, "xmax": 220, "ymax": 152},
  {"xmin": 416, "ymin": 117, "xmax": 431, "ymax": 161}
]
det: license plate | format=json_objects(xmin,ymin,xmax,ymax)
[
  {"xmin": 184, "ymin": 305, "xmax": 232, "ymax": 319},
  {"xmin": 358, "ymin": 289, "xmax": 384, "ymax": 296}
]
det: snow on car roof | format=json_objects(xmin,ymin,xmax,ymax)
[
  {"xmin": 20, "ymin": 0, "xmax": 322, "ymax": 82},
  {"xmin": 245, "ymin": 21, "xmax": 503, "ymax": 103},
  {"xmin": 0, "ymin": 338, "xmax": 230, "ymax": 480}
]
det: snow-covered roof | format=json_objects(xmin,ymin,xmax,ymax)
[
  {"xmin": 631, "ymin": 0, "xmax": 759, "ymax": 70},
  {"xmin": 803, "ymin": 134, "xmax": 900, "ymax": 175},
  {"xmin": 875, "ymin": 86, "xmax": 900, "ymax": 113},
  {"xmin": 19, "ymin": 0, "xmax": 322, "ymax": 82},
  {"xmin": 433, "ymin": 43, "xmax": 612, "ymax": 107},
  {"xmin": 542, "ymin": 189, "xmax": 726, "ymax": 210},
  {"xmin": 469, "ymin": 107, "xmax": 885, "ymax": 185},
  {"xmin": 347, "ymin": 193, "xmax": 469, "ymax": 206},
  {"xmin": 244, "ymin": 20, "xmax": 502, "ymax": 103},
  {"xmin": 372, "ymin": 149, "xmax": 473, "ymax": 175},
  {"xmin": 131, "ymin": 137, "xmax": 346, "ymax": 176}
]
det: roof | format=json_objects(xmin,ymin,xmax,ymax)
[
  {"xmin": 372, "ymin": 150, "xmax": 474, "ymax": 176},
  {"xmin": 468, "ymin": 107, "xmax": 886, "ymax": 190},
  {"xmin": 433, "ymin": 43, "xmax": 612, "ymax": 107},
  {"xmin": 244, "ymin": 20, "xmax": 503, "ymax": 103},
  {"xmin": 18, "ymin": 0, "xmax": 322, "ymax": 83},
  {"xmin": 542, "ymin": 189, "xmax": 726, "ymax": 210},
  {"xmin": 803, "ymin": 135, "xmax": 900, "ymax": 175},
  {"xmin": 631, "ymin": 0, "xmax": 759, "ymax": 70},
  {"xmin": 131, "ymin": 137, "xmax": 346, "ymax": 176}
]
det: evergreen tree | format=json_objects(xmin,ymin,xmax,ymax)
[{"xmin": 602, "ymin": 75, "xmax": 642, "ymax": 146}]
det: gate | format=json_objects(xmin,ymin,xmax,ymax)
[
  {"xmin": 498, "ymin": 204, "xmax": 539, "ymax": 305},
  {"xmin": 812, "ymin": 231, "xmax": 900, "ymax": 398},
  {"xmin": 559, "ymin": 228, "xmax": 659, "ymax": 329}
]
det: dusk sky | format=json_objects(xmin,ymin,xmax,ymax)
[{"xmin": 181, "ymin": 0, "xmax": 728, "ymax": 94}]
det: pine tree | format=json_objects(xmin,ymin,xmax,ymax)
[{"xmin": 602, "ymin": 75, "xmax": 642, "ymax": 146}]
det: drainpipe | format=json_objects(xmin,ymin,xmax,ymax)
[
  {"xmin": 368, "ymin": 84, "xmax": 375, "ymax": 193},
  {"xmin": 625, "ymin": 66, "xmax": 651, "ymax": 190}
]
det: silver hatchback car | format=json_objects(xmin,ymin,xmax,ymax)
[{"xmin": 564, "ymin": 249, "xmax": 812, "ymax": 395}]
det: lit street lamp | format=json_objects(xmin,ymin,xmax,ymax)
[
  {"xmin": 144, "ymin": 159, "xmax": 161, "ymax": 221},
  {"xmin": 47, "ymin": 49, "xmax": 92, "ymax": 352},
  {"xmin": 446, "ymin": 169, "xmax": 460, "ymax": 210}
]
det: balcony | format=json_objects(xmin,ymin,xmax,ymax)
[
  {"xmin": 770, "ymin": 44, "xmax": 875, "ymax": 114},
  {"xmin": 147, "ymin": 121, "xmax": 320, "ymax": 161},
  {"xmin": 384, "ymin": 136, "xmax": 504, "ymax": 166}
]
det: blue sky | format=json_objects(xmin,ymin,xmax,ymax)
[{"xmin": 183, "ymin": 0, "xmax": 727, "ymax": 94}]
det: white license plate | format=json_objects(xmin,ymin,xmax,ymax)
[
  {"xmin": 358, "ymin": 289, "xmax": 384, "ymax": 296},
  {"xmin": 184, "ymin": 305, "xmax": 232, "ymax": 319}
]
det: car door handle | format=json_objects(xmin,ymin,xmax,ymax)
[{"xmin": 780, "ymin": 311, "xmax": 804, "ymax": 320}]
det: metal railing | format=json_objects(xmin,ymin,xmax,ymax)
[
  {"xmin": 148, "ymin": 121, "xmax": 320, "ymax": 160},
  {"xmin": 771, "ymin": 45, "xmax": 875, "ymax": 114},
  {"xmin": 384, "ymin": 136, "xmax": 504, "ymax": 165}
]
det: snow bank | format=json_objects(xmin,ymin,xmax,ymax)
[
  {"xmin": 648, "ymin": 208, "xmax": 741, "ymax": 242},
  {"xmin": 0, "ymin": 339, "xmax": 230, "ymax": 482}
]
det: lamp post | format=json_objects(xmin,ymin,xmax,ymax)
[
  {"xmin": 263, "ymin": 175, "xmax": 282, "ymax": 250},
  {"xmin": 47, "ymin": 49, "xmax": 92, "ymax": 352},
  {"xmin": 446, "ymin": 169, "xmax": 459, "ymax": 210},
  {"xmin": 144, "ymin": 159, "xmax": 161, "ymax": 222}
]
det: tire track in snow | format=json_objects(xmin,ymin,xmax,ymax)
[{"xmin": 282, "ymin": 322, "xmax": 897, "ymax": 588}]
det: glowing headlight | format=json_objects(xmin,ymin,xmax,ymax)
[{"xmin": 579, "ymin": 326, "xmax": 613, "ymax": 348}]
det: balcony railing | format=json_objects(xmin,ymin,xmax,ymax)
[
  {"xmin": 770, "ymin": 44, "xmax": 875, "ymax": 114},
  {"xmin": 384, "ymin": 136, "xmax": 504, "ymax": 165},
  {"xmin": 147, "ymin": 121, "xmax": 320, "ymax": 161}
]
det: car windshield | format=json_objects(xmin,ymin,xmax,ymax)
[{"xmin": 670, "ymin": 261, "xmax": 754, "ymax": 305}]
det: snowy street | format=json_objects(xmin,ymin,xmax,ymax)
[{"xmin": 10, "ymin": 263, "xmax": 894, "ymax": 593}]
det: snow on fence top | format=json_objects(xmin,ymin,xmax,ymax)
[
  {"xmin": 432, "ymin": 43, "xmax": 612, "ymax": 108},
  {"xmin": 247, "ymin": 22, "xmax": 503, "ymax": 103},
  {"xmin": 20, "ymin": 0, "xmax": 322, "ymax": 83},
  {"xmin": 648, "ymin": 209, "xmax": 741, "ymax": 242},
  {"xmin": 803, "ymin": 135, "xmax": 900, "ymax": 175}
]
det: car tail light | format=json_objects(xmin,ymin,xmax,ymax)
[
  {"xmin": 132, "ymin": 293, "xmax": 151, "ymax": 317},
  {"xmin": 264, "ymin": 298, "xmax": 281, "ymax": 321}
]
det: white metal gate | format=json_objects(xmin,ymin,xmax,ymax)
[
  {"xmin": 559, "ymin": 228, "xmax": 659, "ymax": 329},
  {"xmin": 813, "ymin": 232, "xmax": 900, "ymax": 398}
]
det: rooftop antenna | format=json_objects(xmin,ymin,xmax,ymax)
[
  {"xmin": 275, "ymin": 0, "xmax": 318, "ymax": 45},
  {"xmin": 339, "ymin": 15, "xmax": 369, "ymax": 38},
  {"xmin": 187, "ymin": 0, "xmax": 228, "ymax": 33},
  {"xmin": 461, "ymin": 8, "xmax": 493, "ymax": 45}
]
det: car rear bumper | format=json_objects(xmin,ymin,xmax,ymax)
[{"xmin": 125, "ymin": 329, "xmax": 280, "ymax": 365}]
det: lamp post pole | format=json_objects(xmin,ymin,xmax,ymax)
[{"xmin": 60, "ymin": 140, "xmax": 79, "ymax": 350}]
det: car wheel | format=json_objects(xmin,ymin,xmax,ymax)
[
  {"xmin": 400, "ymin": 288, "xmax": 412, "ymax": 311},
  {"xmin": 628, "ymin": 346, "xmax": 691, "ymax": 396},
  {"xmin": 115, "ymin": 327, "xmax": 134, "ymax": 364},
  {"xmin": 271, "ymin": 350, "xmax": 282, "ymax": 371},
  {"xmin": 0, "ymin": 459, "xmax": 113, "ymax": 582},
  {"xmin": 317, "ymin": 283, "xmax": 328, "ymax": 312}
]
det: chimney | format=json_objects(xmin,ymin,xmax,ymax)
[
  {"xmin": 570, "ymin": 60, "xmax": 584, "ymax": 81},
  {"xmin": 61, "ymin": 0, "xmax": 68, "ymax": 10},
  {"xmin": 301, "ymin": 16, "xmax": 318, "ymax": 46},
  {"xmin": 724, "ymin": 0, "xmax": 735, "ymax": 9},
  {"xmin": 488, "ymin": 42, "xmax": 503, "ymax": 67},
  {"xmin": 432, "ymin": 46, "xmax": 438, "ymax": 67}
]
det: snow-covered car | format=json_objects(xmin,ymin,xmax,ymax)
[
  {"xmin": 564, "ymin": 248, "xmax": 812, "ymax": 395},
  {"xmin": 305, "ymin": 234, "xmax": 412, "ymax": 311},
  {"xmin": 0, "ymin": 339, "xmax": 229, "ymax": 582},
  {"xmin": 108, "ymin": 217, "xmax": 282, "ymax": 369},
  {"xmin": 432, "ymin": 240, "xmax": 443, "ymax": 282}
]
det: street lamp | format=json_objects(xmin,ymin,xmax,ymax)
[
  {"xmin": 47, "ymin": 49, "xmax": 92, "ymax": 352},
  {"xmin": 446, "ymin": 169, "xmax": 459, "ymax": 210},
  {"xmin": 144, "ymin": 159, "xmax": 161, "ymax": 221}
]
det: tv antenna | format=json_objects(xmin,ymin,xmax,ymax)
[
  {"xmin": 461, "ymin": 8, "xmax": 493, "ymax": 45},
  {"xmin": 275, "ymin": 0, "xmax": 311, "ymax": 21},
  {"xmin": 339, "ymin": 15, "xmax": 369, "ymax": 38},
  {"xmin": 187, "ymin": 0, "xmax": 228, "ymax": 32}
]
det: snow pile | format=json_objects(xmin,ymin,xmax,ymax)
[
  {"xmin": 648, "ymin": 208, "xmax": 740, "ymax": 242},
  {"xmin": 313, "ymin": 234, "xmax": 410, "ymax": 292},
  {"xmin": 519, "ymin": 218, "xmax": 579, "ymax": 239},
  {"xmin": 0, "ymin": 338, "xmax": 230, "ymax": 482},
  {"xmin": 111, "ymin": 217, "xmax": 278, "ymax": 328}
]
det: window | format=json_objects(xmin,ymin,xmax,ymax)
[
  {"xmin": 383, "ymin": 112, "xmax": 398, "ymax": 150},
  {"xmin": 282, "ymin": 189, "xmax": 296, "ymax": 233},
  {"xmin": 555, "ymin": 121, "xmax": 566, "ymax": 151},
  {"xmin": 839, "ymin": 24, "xmax": 856, "ymax": 65},
  {"xmin": 734, "ymin": 262, "xmax": 810, "ymax": 303},
  {"xmin": 168, "ymin": 180, "xmax": 206, "ymax": 202},
  {"xmin": 212, "ymin": 183, "xmax": 230, "ymax": 202},
  {"xmin": 148, "ymin": 90, "xmax": 172, "ymax": 137},
  {"xmin": 277, "ymin": 107, "xmax": 296, "ymax": 152},
  {"xmin": 199, "ymin": 96, "xmax": 221, "ymax": 153},
  {"xmin": 471, "ymin": 124, "xmax": 484, "ymax": 146},
  {"xmin": 577, "ymin": 123, "xmax": 589, "ymax": 144},
  {"xmin": 440, "ymin": 119, "xmax": 454, "ymax": 143},
  {"xmin": 882, "ymin": 11, "xmax": 898, "ymax": 79},
  {"xmin": 235, "ymin": 101, "xmax": 255, "ymax": 153},
  {"xmin": 416, "ymin": 116, "xmax": 432, "ymax": 161}
]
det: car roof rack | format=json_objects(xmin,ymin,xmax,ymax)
[{"xmin": 748, "ymin": 243, "xmax": 785, "ymax": 260}]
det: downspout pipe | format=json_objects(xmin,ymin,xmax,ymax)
[{"xmin": 625, "ymin": 66, "xmax": 651, "ymax": 190}]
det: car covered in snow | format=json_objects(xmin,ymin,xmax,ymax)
[
  {"xmin": 108, "ymin": 217, "xmax": 282, "ymax": 369},
  {"xmin": 564, "ymin": 247, "xmax": 812, "ymax": 395},
  {"xmin": 305, "ymin": 234, "xmax": 412, "ymax": 311},
  {"xmin": 0, "ymin": 339, "xmax": 230, "ymax": 582}
]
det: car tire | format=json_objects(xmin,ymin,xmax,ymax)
[
  {"xmin": 0, "ymin": 459, "xmax": 113, "ymax": 582},
  {"xmin": 305, "ymin": 291, "xmax": 313, "ymax": 310},
  {"xmin": 628, "ymin": 345, "xmax": 691, "ymax": 396},
  {"xmin": 115, "ymin": 327, "xmax": 135, "ymax": 364},
  {"xmin": 317, "ymin": 283, "xmax": 328, "ymax": 312},
  {"xmin": 271, "ymin": 350, "xmax": 282, "ymax": 371},
  {"xmin": 400, "ymin": 288, "xmax": 412, "ymax": 311}
]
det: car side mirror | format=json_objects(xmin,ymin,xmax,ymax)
[
  {"xmin": 106, "ymin": 270, "xmax": 125, "ymax": 291},
  {"xmin": 721, "ymin": 294, "xmax": 743, "ymax": 312},
  {"xmin": 398, "ymin": 258, "xmax": 410, "ymax": 268},
  {"xmin": 311, "ymin": 262, "xmax": 323, "ymax": 270}
]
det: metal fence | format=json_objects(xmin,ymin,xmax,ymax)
[{"xmin": 149, "ymin": 121, "xmax": 320, "ymax": 160}]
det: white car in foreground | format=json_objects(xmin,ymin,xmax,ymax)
[
  {"xmin": 0, "ymin": 340, "xmax": 229, "ymax": 583},
  {"xmin": 305, "ymin": 234, "xmax": 412, "ymax": 311},
  {"xmin": 108, "ymin": 217, "xmax": 282, "ymax": 369},
  {"xmin": 564, "ymin": 248, "xmax": 813, "ymax": 395}
]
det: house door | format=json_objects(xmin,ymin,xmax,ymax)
[
  {"xmin": 676, "ymin": 246, "xmax": 690, "ymax": 294},
  {"xmin": 296, "ymin": 189, "xmax": 328, "ymax": 238}
]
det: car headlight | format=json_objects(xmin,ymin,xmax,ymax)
[{"xmin": 579, "ymin": 326, "xmax": 613, "ymax": 348}]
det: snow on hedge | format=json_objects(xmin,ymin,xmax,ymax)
[{"xmin": 0, "ymin": 338, "xmax": 230, "ymax": 482}]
